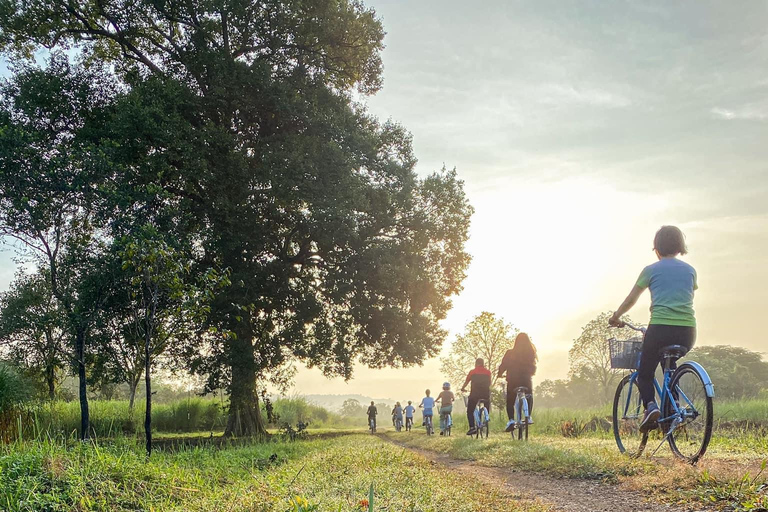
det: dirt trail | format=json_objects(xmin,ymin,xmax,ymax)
[{"xmin": 384, "ymin": 437, "xmax": 695, "ymax": 512}]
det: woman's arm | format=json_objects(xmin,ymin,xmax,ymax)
[{"xmin": 609, "ymin": 285, "xmax": 644, "ymax": 326}]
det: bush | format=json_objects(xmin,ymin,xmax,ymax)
[{"xmin": 0, "ymin": 362, "xmax": 33, "ymax": 442}]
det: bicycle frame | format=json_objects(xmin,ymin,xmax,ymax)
[
  {"xmin": 514, "ymin": 390, "xmax": 530, "ymax": 422},
  {"xmin": 619, "ymin": 324, "xmax": 715, "ymax": 427}
]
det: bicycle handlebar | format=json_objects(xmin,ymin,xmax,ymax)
[{"xmin": 614, "ymin": 322, "xmax": 646, "ymax": 333}]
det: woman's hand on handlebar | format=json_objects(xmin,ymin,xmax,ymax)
[{"xmin": 608, "ymin": 313, "xmax": 625, "ymax": 327}]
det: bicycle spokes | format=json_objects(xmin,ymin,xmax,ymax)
[{"xmin": 664, "ymin": 366, "xmax": 713, "ymax": 463}]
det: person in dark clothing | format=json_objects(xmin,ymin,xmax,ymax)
[
  {"xmin": 460, "ymin": 358, "xmax": 492, "ymax": 435},
  {"xmin": 366, "ymin": 401, "xmax": 377, "ymax": 431},
  {"xmin": 497, "ymin": 333, "xmax": 537, "ymax": 432}
]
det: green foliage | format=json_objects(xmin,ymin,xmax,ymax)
[
  {"xmin": 0, "ymin": 361, "xmax": 31, "ymax": 412},
  {"xmin": 0, "ymin": 270, "xmax": 65, "ymax": 398},
  {"xmin": 0, "ymin": 361, "xmax": 33, "ymax": 442},
  {"xmin": 0, "ymin": 0, "xmax": 474, "ymax": 439},
  {"xmin": 684, "ymin": 345, "xmax": 768, "ymax": 399}
]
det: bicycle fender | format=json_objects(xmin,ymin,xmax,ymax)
[{"xmin": 678, "ymin": 361, "xmax": 715, "ymax": 398}]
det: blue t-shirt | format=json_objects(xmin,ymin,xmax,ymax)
[
  {"xmin": 420, "ymin": 397, "xmax": 435, "ymax": 414},
  {"xmin": 636, "ymin": 258, "xmax": 697, "ymax": 327},
  {"xmin": 404, "ymin": 405, "xmax": 415, "ymax": 418}
]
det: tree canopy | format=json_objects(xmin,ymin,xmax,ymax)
[{"xmin": 0, "ymin": 0, "xmax": 474, "ymax": 438}]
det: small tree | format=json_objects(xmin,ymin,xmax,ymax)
[
  {"xmin": 0, "ymin": 271, "xmax": 66, "ymax": 399},
  {"xmin": 340, "ymin": 398, "xmax": 365, "ymax": 417},
  {"xmin": 568, "ymin": 311, "xmax": 641, "ymax": 402},
  {"xmin": 440, "ymin": 312, "xmax": 518, "ymax": 394},
  {"xmin": 120, "ymin": 225, "xmax": 226, "ymax": 455}
]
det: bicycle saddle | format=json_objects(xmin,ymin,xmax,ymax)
[
  {"xmin": 514, "ymin": 386, "xmax": 529, "ymax": 393},
  {"xmin": 660, "ymin": 345, "xmax": 689, "ymax": 359}
]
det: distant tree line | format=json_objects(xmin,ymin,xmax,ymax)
[{"xmin": 0, "ymin": 0, "xmax": 473, "ymax": 451}]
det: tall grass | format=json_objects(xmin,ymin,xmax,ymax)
[{"xmin": 31, "ymin": 397, "xmax": 227, "ymax": 437}]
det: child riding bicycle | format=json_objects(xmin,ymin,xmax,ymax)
[
  {"xmin": 498, "ymin": 333, "xmax": 537, "ymax": 432},
  {"xmin": 419, "ymin": 390, "xmax": 435, "ymax": 429},
  {"xmin": 404, "ymin": 401, "xmax": 415, "ymax": 430},
  {"xmin": 609, "ymin": 225, "xmax": 697, "ymax": 433},
  {"xmin": 436, "ymin": 382, "xmax": 455, "ymax": 435}
]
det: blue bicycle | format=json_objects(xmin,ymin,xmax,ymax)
[{"xmin": 610, "ymin": 323, "xmax": 714, "ymax": 463}]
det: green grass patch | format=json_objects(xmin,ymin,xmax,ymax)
[{"xmin": 1, "ymin": 434, "xmax": 548, "ymax": 511}]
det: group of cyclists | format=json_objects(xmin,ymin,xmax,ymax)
[
  {"xmin": 366, "ymin": 331, "xmax": 539, "ymax": 436},
  {"xmin": 367, "ymin": 226, "xmax": 698, "ymax": 441}
]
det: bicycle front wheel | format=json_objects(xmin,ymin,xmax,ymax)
[
  {"xmin": 666, "ymin": 365, "xmax": 713, "ymax": 463},
  {"xmin": 613, "ymin": 374, "xmax": 648, "ymax": 457}
]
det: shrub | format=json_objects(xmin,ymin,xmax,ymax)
[{"xmin": 0, "ymin": 362, "xmax": 33, "ymax": 441}]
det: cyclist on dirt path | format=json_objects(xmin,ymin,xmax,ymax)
[
  {"xmin": 436, "ymin": 382, "xmax": 455, "ymax": 435},
  {"xmin": 498, "ymin": 332, "xmax": 538, "ymax": 431},
  {"xmin": 419, "ymin": 389, "xmax": 435, "ymax": 426},
  {"xmin": 609, "ymin": 225, "xmax": 698, "ymax": 433},
  {"xmin": 366, "ymin": 401, "xmax": 378, "ymax": 431},
  {"xmin": 404, "ymin": 401, "xmax": 416, "ymax": 428},
  {"xmin": 392, "ymin": 402, "xmax": 404, "ymax": 429},
  {"xmin": 461, "ymin": 358, "xmax": 492, "ymax": 435}
]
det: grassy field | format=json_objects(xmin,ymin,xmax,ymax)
[
  {"xmin": 2, "ymin": 397, "xmax": 767, "ymax": 511},
  {"xmin": 0, "ymin": 434, "xmax": 548, "ymax": 512}
]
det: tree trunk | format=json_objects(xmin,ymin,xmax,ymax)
[
  {"xmin": 45, "ymin": 362, "xmax": 56, "ymax": 400},
  {"xmin": 75, "ymin": 327, "xmax": 90, "ymax": 440},
  {"xmin": 224, "ymin": 329, "xmax": 267, "ymax": 438},
  {"xmin": 144, "ymin": 333, "xmax": 152, "ymax": 457},
  {"xmin": 128, "ymin": 372, "xmax": 141, "ymax": 410},
  {"xmin": 44, "ymin": 329, "xmax": 56, "ymax": 400}
]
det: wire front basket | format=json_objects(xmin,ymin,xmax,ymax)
[{"xmin": 608, "ymin": 338, "xmax": 643, "ymax": 370}]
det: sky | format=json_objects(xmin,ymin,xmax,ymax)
[{"xmin": 1, "ymin": 1, "xmax": 767, "ymax": 402}]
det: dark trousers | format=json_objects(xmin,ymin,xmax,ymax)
[
  {"xmin": 466, "ymin": 395, "xmax": 490, "ymax": 429},
  {"xmin": 368, "ymin": 416, "xmax": 376, "ymax": 429},
  {"xmin": 637, "ymin": 324, "xmax": 696, "ymax": 407},
  {"xmin": 506, "ymin": 380, "xmax": 533, "ymax": 420}
]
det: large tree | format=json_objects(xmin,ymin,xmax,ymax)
[
  {"xmin": 440, "ymin": 312, "xmax": 518, "ymax": 394},
  {"xmin": 0, "ymin": 0, "xmax": 473, "ymax": 437}
]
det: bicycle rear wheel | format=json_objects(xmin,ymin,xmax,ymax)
[
  {"xmin": 665, "ymin": 365, "xmax": 713, "ymax": 463},
  {"xmin": 613, "ymin": 374, "xmax": 648, "ymax": 457}
]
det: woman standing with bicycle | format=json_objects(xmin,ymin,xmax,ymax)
[
  {"xmin": 498, "ymin": 333, "xmax": 538, "ymax": 432},
  {"xmin": 609, "ymin": 225, "xmax": 697, "ymax": 433}
]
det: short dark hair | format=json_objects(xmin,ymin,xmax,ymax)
[
  {"xmin": 654, "ymin": 226, "xmax": 688, "ymax": 256},
  {"xmin": 475, "ymin": 358, "xmax": 484, "ymax": 367}
]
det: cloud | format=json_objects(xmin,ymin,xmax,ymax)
[
  {"xmin": 710, "ymin": 105, "xmax": 768, "ymax": 121},
  {"xmin": 538, "ymin": 84, "xmax": 632, "ymax": 108}
]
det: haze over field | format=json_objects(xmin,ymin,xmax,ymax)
[{"xmin": 2, "ymin": 1, "xmax": 767, "ymax": 400}]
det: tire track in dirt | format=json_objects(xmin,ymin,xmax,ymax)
[{"xmin": 382, "ymin": 436, "xmax": 697, "ymax": 512}]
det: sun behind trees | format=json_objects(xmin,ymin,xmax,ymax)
[{"xmin": 0, "ymin": 0, "xmax": 473, "ymax": 444}]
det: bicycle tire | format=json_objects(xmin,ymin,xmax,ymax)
[
  {"xmin": 665, "ymin": 364, "xmax": 713, "ymax": 463},
  {"xmin": 613, "ymin": 374, "xmax": 648, "ymax": 457}
]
